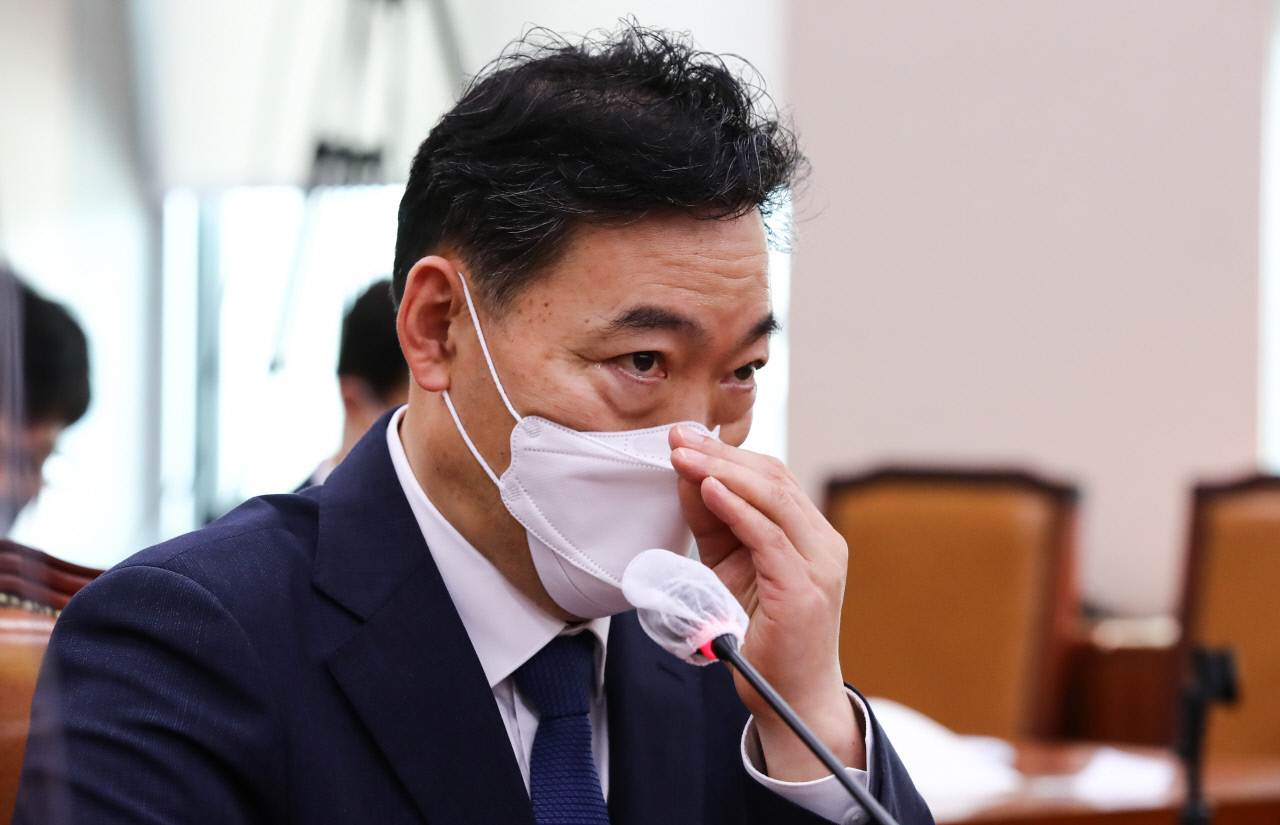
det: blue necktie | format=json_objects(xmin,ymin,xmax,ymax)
[{"xmin": 515, "ymin": 633, "xmax": 611, "ymax": 824}]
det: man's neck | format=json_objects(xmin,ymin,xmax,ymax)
[{"xmin": 398, "ymin": 396, "xmax": 578, "ymax": 622}]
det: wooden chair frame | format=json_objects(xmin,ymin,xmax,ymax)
[
  {"xmin": 1176, "ymin": 474, "xmax": 1280, "ymax": 757},
  {"xmin": 0, "ymin": 540, "xmax": 102, "ymax": 614},
  {"xmin": 1179, "ymin": 474, "xmax": 1280, "ymax": 645}
]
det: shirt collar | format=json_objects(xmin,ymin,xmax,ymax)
[{"xmin": 384, "ymin": 406, "xmax": 610, "ymax": 695}]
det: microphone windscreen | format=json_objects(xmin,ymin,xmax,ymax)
[{"xmin": 621, "ymin": 549, "xmax": 749, "ymax": 666}]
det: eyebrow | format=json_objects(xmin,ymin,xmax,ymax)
[
  {"xmin": 743, "ymin": 313, "xmax": 781, "ymax": 347},
  {"xmin": 605, "ymin": 306, "xmax": 707, "ymax": 341},
  {"xmin": 604, "ymin": 305, "xmax": 779, "ymax": 349}
]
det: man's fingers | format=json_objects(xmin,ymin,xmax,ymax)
[
  {"xmin": 671, "ymin": 424, "xmax": 798, "ymax": 483},
  {"xmin": 699, "ymin": 476, "xmax": 800, "ymax": 587},
  {"xmin": 672, "ymin": 446, "xmax": 819, "ymax": 558},
  {"xmin": 670, "ymin": 425, "xmax": 829, "ymax": 532},
  {"xmin": 671, "ymin": 424, "xmax": 847, "ymax": 589}
]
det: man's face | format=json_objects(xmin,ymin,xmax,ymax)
[
  {"xmin": 449, "ymin": 209, "xmax": 773, "ymax": 470},
  {"xmin": 0, "ymin": 417, "xmax": 63, "ymax": 530}
]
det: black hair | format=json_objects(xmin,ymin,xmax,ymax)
[
  {"xmin": 6, "ymin": 273, "xmax": 91, "ymax": 427},
  {"xmin": 337, "ymin": 278, "xmax": 408, "ymax": 403},
  {"xmin": 392, "ymin": 23, "xmax": 805, "ymax": 310}
]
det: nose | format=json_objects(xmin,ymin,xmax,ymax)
[
  {"xmin": 663, "ymin": 377, "xmax": 750, "ymax": 435},
  {"xmin": 660, "ymin": 386, "xmax": 717, "ymax": 431}
]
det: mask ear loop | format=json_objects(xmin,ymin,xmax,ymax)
[
  {"xmin": 442, "ymin": 391, "xmax": 501, "ymax": 486},
  {"xmin": 440, "ymin": 268, "xmax": 519, "ymax": 487},
  {"xmin": 455, "ymin": 270, "xmax": 520, "ymax": 422}
]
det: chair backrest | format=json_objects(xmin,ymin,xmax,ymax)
[
  {"xmin": 0, "ymin": 540, "xmax": 102, "ymax": 821},
  {"xmin": 1183, "ymin": 476, "xmax": 1280, "ymax": 758},
  {"xmin": 0, "ymin": 540, "xmax": 101, "ymax": 611},
  {"xmin": 0, "ymin": 605, "xmax": 55, "ymax": 821},
  {"xmin": 826, "ymin": 468, "xmax": 1078, "ymax": 740}
]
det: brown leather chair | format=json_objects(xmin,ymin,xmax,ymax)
[
  {"xmin": 1182, "ymin": 475, "xmax": 1280, "ymax": 758},
  {"xmin": 826, "ymin": 468, "xmax": 1079, "ymax": 740},
  {"xmin": 0, "ymin": 540, "xmax": 101, "ymax": 821}
]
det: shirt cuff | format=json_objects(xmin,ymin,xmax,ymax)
[{"xmin": 740, "ymin": 688, "xmax": 876, "ymax": 825}]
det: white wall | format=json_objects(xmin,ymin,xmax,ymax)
[
  {"xmin": 449, "ymin": 0, "xmax": 784, "ymax": 87},
  {"xmin": 786, "ymin": 0, "xmax": 1269, "ymax": 615},
  {"xmin": 135, "ymin": 0, "xmax": 785, "ymax": 188},
  {"xmin": 135, "ymin": 0, "xmax": 455, "ymax": 188},
  {"xmin": 0, "ymin": 0, "xmax": 74, "ymax": 263}
]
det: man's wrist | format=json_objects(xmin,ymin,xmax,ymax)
[
  {"xmin": 740, "ymin": 688, "xmax": 876, "ymax": 824},
  {"xmin": 752, "ymin": 685, "xmax": 866, "ymax": 781}
]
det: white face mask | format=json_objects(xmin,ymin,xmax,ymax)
[{"xmin": 442, "ymin": 271, "xmax": 717, "ymax": 618}]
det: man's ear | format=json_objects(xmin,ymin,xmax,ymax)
[{"xmin": 397, "ymin": 256, "xmax": 464, "ymax": 393}]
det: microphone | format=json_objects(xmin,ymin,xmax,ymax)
[{"xmin": 622, "ymin": 549, "xmax": 902, "ymax": 825}]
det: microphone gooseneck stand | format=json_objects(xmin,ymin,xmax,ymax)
[{"xmin": 709, "ymin": 635, "xmax": 902, "ymax": 825}]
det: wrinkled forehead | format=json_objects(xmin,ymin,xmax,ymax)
[
  {"xmin": 509, "ymin": 211, "xmax": 771, "ymax": 321},
  {"xmin": 469, "ymin": 208, "xmax": 769, "ymax": 316}
]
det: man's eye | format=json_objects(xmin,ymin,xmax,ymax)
[
  {"xmin": 630, "ymin": 352, "xmax": 659, "ymax": 373},
  {"xmin": 733, "ymin": 361, "xmax": 764, "ymax": 381}
]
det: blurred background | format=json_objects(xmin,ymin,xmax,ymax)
[
  {"xmin": 5, "ymin": 0, "xmax": 1280, "ymax": 817},
  {"xmin": 3, "ymin": 0, "xmax": 1270, "ymax": 616},
  {"xmin": 0, "ymin": 0, "xmax": 1272, "ymax": 609}
]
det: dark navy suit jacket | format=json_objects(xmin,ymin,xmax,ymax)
[{"xmin": 14, "ymin": 413, "xmax": 933, "ymax": 824}]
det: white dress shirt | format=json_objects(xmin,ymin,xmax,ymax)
[{"xmin": 385, "ymin": 407, "xmax": 872, "ymax": 824}]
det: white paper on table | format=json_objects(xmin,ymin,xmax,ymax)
[
  {"xmin": 1023, "ymin": 747, "xmax": 1176, "ymax": 805},
  {"xmin": 1055, "ymin": 747, "xmax": 1175, "ymax": 806},
  {"xmin": 868, "ymin": 698, "xmax": 1023, "ymax": 820}
]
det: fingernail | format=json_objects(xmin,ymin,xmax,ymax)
[{"xmin": 673, "ymin": 424, "xmax": 705, "ymax": 444}]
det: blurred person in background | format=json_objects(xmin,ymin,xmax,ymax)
[
  {"xmin": 0, "ymin": 266, "xmax": 90, "ymax": 536},
  {"xmin": 302, "ymin": 278, "xmax": 409, "ymax": 488}
]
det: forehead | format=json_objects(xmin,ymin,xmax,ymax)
[{"xmin": 511, "ymin": 210, "xmax": 771, "ymax": 322}]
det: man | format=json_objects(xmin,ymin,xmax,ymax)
[
  {"xmin": 14, "ymin": 26, "xmax": 932, "ymax": 825},
  {"xmin": 302, "ymin": 278, "xmax": 408, "ymax": 488},
  {"xmin": 0, "ymin": 267, "xmax": 91, "ymax": 534}
]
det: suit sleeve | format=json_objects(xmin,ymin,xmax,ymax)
[
  {"xmin": 12, "ymin": 565, "xmax": 283, "ymax": 825},
  {"xmin": 859, "ymin": 693, "xmax": 934, "ymax": 825},
  {"xmin": 742, "ymin": 688, "xmax": 934, "ymax": 825}
]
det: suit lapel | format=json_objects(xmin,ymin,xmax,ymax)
[
  {"xmin": 314, "ymin": 412, "xmax": 534, "ymax": 825},
  {"xmin": 606, "ymin": 612, "xmax": 705, "ymax": 825},
  {"xmin": 324, "ymin": 561, "xmax": 534, "ymax": 825}
]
